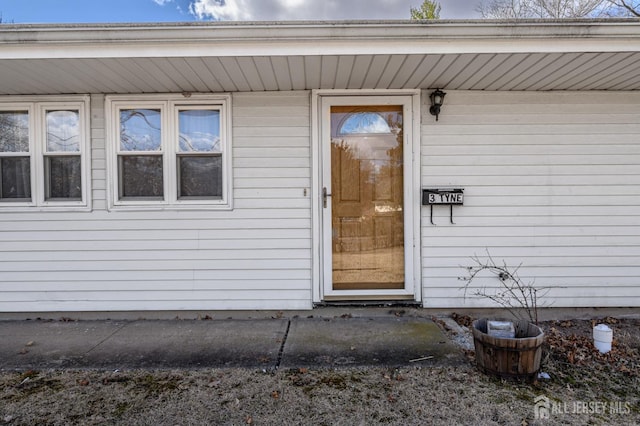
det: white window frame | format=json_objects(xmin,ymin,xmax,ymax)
[
  {"xmin": 105, "ymin": 94, "xmax": 233, "ymax": 210},
  {"xmin": 0, "ymin": 95, "xmax": 91, "ymax": 211}
]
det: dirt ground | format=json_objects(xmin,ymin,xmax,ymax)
[{"xmin": 1, "ymin": 315, "xmax": 638, "ymax": 426}]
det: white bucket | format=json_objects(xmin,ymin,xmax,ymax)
[{"xmin": 593, "ymin": 324, "xmax": 613, "ymax": 354}]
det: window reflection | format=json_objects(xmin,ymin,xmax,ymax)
[
  {"xmin": 339, "ymin": 112, "xmax": 393, "ymax": 135},
  {"xmin": 330, "ymin": 105, "xmax": 405, "ymax": 290},
  {"xmin": 119, "ymin": 155, "xmax": 164, "ymax": 198},
  {"xmin": 178, "ymin": 156, "xmax": 222, "ymax": 198},
  {"xmin": 1, "ymin": 157, "xmax": 31, "ymax": 200},
  {"xmin": 46, "ymin": 110, "xmax": 80, "ymax": 152},
  {"xmin": 178, "ymin": 110, "xmax": 220, "ymax": 152},
  {"xmin": 120, "ymin": 109, "xmax": 161, "ymax": 151},
  {"xmin": 46, "ymin": 156, "xmax": 81, "ymax": 199},
  {"xmin": 0, "ymin": 111, "xmax": 29, "ymax": 153}
]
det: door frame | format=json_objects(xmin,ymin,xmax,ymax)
[{"xmin": 311, "ymin": 89, "xmax": 422, "ymax": 302}]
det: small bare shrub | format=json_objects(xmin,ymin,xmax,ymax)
[{"xmin": 459, "ymin": 252, "xmax": 554, "ymax": 325}]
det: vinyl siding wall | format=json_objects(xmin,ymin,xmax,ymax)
[
  {"xmin": 421, "ymin": 91, "xmax": 640, "ymax": 308},
  {"xmin": 0, "ymin": 91, "xmax": 313, "ymax": 312},
  {"xmin": 2, "ymin": 89, "xmax": 640, "ymax": 313}
]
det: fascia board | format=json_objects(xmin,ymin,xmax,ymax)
[{"xmin": 1, "ymin": 20, "xmax": 639, "ymax": 59}]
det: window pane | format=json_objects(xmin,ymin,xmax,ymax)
[
  {"xmin": 339, "ymin": 112, "xmax": 393, "ymax": 135},
  {"xmin": 46, "ymin": 156, "xmax": 81, "ymax": 200},
  {"xmin": 47, "ymin": 110, "xmax": 80, "ymax": 152},
  {"xmin": 178, "ymin": 110, "xmax": 220, "ymax": 152},
  {"xmin": 178, "ymin": 155, "xmax": 222, "ymax": 198},
  {"xmin": 0, "ymin": 111, "xmax": 29, "ymax": 153},
  {"xmin": 0, "ymin": 157, "xmax": 31, "ymax": 200},
  {"xmin": 330, "ymin": 105, "xmax": 404, "ymax": 290},
  {"xmin": 119, "ymin": 155, "xmax": 163, "ymax": 198},
  {"xmin": 120, "ymin": 109, "xmax": 161, "ymax": 152}
]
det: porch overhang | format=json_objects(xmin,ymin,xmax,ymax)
[{"xmin": 1, "ymin": 19, "xmax": 639, "ymax": 95}]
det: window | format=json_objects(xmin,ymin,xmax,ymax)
[
  {"xmin": 106, "ymin": 94, "xmax": 232, "ymax": 209},
  {"xmin": 0, "ymin": 97, "xmax": 90, "ymax": 209},
  {"xmin": 118, "ymin": 108, "xmax": 163, "ymax": 199},
  {"xmin": 45, "ymin": 110, "xmax": 83, "ymax": 200},
  {"xmin": 0, "ymin": 110, "xmax": 30, "ymax": 201}
]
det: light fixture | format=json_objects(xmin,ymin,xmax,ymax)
[{"xmin": 429, "ymin": 89, "xmax": 446, "ymax": 121}]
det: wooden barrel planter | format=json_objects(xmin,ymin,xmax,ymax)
[{"xmin": 472, "ymin": 318, "xmax": 544, "ymax": 381}]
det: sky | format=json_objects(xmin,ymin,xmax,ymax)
[{"xmin": 0, "ymin": 0, "xmax": 480, "ymax": 24}]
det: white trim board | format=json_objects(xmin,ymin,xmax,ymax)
[{"xmin": 311, "ymin": 89, "xmax": 421, "ymax": 303}]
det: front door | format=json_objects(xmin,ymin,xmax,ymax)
[{"xmin": 321, "ymin": 95, "xmax": 416, "ymax": 300}]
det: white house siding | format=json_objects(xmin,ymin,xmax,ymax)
[
  {"xmin": 421, "ymin": 91, "xmax": 640, "ymax": 309},
  {"xmin": 0, "ymin": 91, "xmax": 313, "ymax": 312}
]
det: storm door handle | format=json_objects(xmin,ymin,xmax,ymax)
[{"xmin": 323, "ymin": 187, "xmax": 331, "ymax": 208}]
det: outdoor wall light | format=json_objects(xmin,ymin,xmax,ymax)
[{"xmin": 429, "ymin": 89, "xmax": 446, "ymax": 121}]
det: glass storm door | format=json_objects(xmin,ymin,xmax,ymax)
[{"xmin": 322, "ymin": 98, "xmax": 413, "ymax": 297}]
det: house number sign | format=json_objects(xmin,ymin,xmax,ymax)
[
  {"xmin": 422, "ymin": 188, "xmax": 464, "ymax": 225},
  {"xmin": 422, "ymin": 189, "xmax": 464, "ymax": 205}
]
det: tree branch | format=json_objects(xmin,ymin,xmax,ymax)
[{"xmin": 613, "ymin": 0, "xmax": 640, "ymax": 15}]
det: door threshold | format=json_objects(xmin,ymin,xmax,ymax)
[
  {"xmin": 319, "ymin": 294, "xmax": 418, "ymax": 307},
  {"xmin": 315, "ymin": 300, "xmax": 421, "ymax": 308},
  {"xmin": 322, "ymin": 294, "xmax": 415, "ymax": 301}
]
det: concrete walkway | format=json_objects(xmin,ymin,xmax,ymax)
[{"xmin": 0, "ymin": 313, "xmax": 465, "ymax": 370}]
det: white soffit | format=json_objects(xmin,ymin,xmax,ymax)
[{"xmin": 0, "ymin": 20, "xmax": 639, "ymax": 94}]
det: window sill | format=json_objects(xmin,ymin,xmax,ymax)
[
  {"xmin": 0, "ymin": 203, "xmax": 92, "ymax": 213},
  {"xmin": 107, "ymin": 201, "xmax": 233, "ymax": 212}
]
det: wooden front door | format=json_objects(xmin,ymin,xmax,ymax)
[{"xmin": 328, "ymin": 105, "xmax": 405, "ymax": 291}]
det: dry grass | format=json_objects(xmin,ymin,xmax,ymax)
[{"xmin": 1, "ymin": 317, "xmax": 638, "ymax": 425}]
